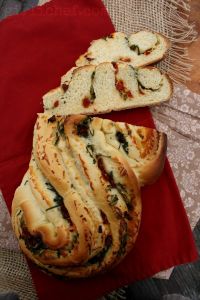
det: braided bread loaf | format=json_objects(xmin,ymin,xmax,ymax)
[{"xmin": 12, "ymin": 114, "xmax": 167, "ymax": 278}]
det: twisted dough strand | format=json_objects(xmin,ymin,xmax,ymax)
[{"xmin": 12, "ymin": 114, "xmax": 166, "ymax": 278}]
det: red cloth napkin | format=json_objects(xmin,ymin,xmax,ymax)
[{"xmin": 0, "ymin": 0, "xmax": 198, "ymax": 299}]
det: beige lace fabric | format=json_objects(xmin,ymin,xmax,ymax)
[
  {"xmin": 152, "ymin": 85, "xmax": 200, "ymax": 230},
  {"xmin": 0, "ymin": 0, "xmax": 199, "ymax": 297}
]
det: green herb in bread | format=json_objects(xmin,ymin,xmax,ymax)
[
  {"xmin": 12, "ymin": 114, "xmax": 167, "ymax": 278},
  {"xmin": 43, "ymin": 62, "xmax": 172, "ymax": 116},
  {"xmin": 76, "ymin": 31, "xmax": 170, "ymax": 68}
]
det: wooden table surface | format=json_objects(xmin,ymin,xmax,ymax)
[{"xmin": 0, "ymin": 1, "xmax": 199, "ymax": 300}]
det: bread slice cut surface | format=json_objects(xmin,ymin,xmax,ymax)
[
  {"xmin": 76, "ymin": 31, "xmax": 170, "ymax": 68},
  {"xmin": 43, "ymin": 62, "xmax": 173, "ymax": 116}
]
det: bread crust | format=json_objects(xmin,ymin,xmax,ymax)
[
  {"xmin": 137, "ymin": 132, "xmax": 167, "ymax": 186},
  {"xmin": 100, "ymin": 118, "xmax": 167, "ymax": 187}
]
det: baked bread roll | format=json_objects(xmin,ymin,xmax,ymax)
[
  {"xmin": 43, "ymin": 63, "xmax": 172, "ymax": 116},
  {"xmin": 12, "ymin": 114, "xmax": 167, "ymax": 278},
  {"xmin": 76, "ymin": 31, "xmax": 170, "ymax": 68}
]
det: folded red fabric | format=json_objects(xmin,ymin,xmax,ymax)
[{"xmin": 0, "ymin": 0, "xmax": 197, "ymax": 299}]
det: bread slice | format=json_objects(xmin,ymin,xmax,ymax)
[
  {"xmin": 12, "ymin": 114, "xmax": 166, "ymax": 278},
  {"xmin": 43, "ymin": 62, "xmax": 173, "ymax": 116},
  {"xmin": 76, "ymin": 31, "xmax": 170, "ymax": 68}
]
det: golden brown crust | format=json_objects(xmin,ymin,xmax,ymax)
[
  {"xmin": 164, "ymin": 73, "xmax": 174, "ymax": 96},
  {"xmin": 101, "ymin": 119, "xmax": 167, "ymax": 187},
  {"xmin": 137, "ymin": 132, "xmax": 167, "ymax": 186},
  {"xmin": 12, "ymin": 114, "xmax": 166, "ymax": 278},
  {"xmin": 12, "ymin": 114, "xmax": 143, "ymax": 278}
]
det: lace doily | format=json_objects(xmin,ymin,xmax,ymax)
[{"xmin": 152, "ymin": 85, "xmax": 200, "ymax": 230}]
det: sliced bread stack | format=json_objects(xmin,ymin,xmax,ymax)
[{"xmin": 43, "ymin": 31, "xmax": 172, "ymax": 116}]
